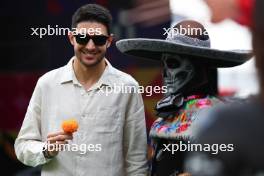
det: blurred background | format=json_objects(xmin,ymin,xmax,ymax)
[{"xmin": 0, "ymin": 0, "xmax": 258, "ymax": 175}]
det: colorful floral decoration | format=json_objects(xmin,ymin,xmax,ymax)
[{"xmin": 149, "ymin": 95, "xmax": 222, "ymax": 139}]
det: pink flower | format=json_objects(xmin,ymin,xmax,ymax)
[
  {"xmin": 196, "ymin": 99, "xmax": 212, "ymax": 108},
  {"xmin": 158, "ymin": 125, "xmax": 169, "ymax": 132}
]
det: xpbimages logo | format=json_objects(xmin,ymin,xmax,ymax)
[
  {"xmin": 43, "ymin": 141, "xmax": 102, "ymax": 154},
  {"xmin": 98, "ymin": 84, "xmax": 168, "ymax": 96},
  {"xmin": 30, "ymin": 25, "xmax": 102, "ymax": 38},
  {"xmin": 163, "ymin": 141, "xmax": 234, "ymax": 155},
  {"xmin": 163, "ymin": 24, "xmax": 209, "ymax": 37}
]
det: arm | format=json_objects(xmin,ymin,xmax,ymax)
[
  {"xmin": 14, "ymin": 79, "xmax": 49, "ymax": 167},
  {"xmin": 123, "ymin": 91, "xmax": 148, "ymax": 176}
]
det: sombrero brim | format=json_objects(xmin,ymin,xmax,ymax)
[{"xmin": 116, "ymin": 38, "xmax": 253, "ymax": 67}]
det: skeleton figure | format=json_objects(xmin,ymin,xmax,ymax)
[
  {"xmin": 116, "ymin": 19, "xmax": 252, "ymax": 176},
  {"xmin": 156, "ymin": 51, "xmax": 218, "ymax": 118}
]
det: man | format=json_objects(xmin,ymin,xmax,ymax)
[
  {"xmin": 116, "ymin": 20, "xmax": 252, "ymax": 175},
  {"xmin": 14, "ymin": 4, "xmax": 148, "ymax": 176}
]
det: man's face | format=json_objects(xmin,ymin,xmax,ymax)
[{"xmin": 68, "ymin": 21, "xmax": 113, "ymax": 67}]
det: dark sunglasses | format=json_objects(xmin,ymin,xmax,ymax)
[{"xmin": 74, "ymin": 34, "xmax": 109, "ymax": 46}]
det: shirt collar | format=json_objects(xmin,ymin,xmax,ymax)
[{"xmin": 60, "ymin": 56, "xmax": 114, "ymax": 88}]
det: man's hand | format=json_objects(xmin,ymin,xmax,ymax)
[{"xmin": 44, "ymin": 131, "xmax": 73, "ymax": 157}]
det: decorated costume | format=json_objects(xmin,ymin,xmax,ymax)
[{"xmin": 116, "ymin": 20, "xmax": 252, "ymax": 175}]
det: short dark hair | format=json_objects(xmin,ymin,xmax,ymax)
[{"xmin": 71, "ymin": 4, "xmax": 112, "ymax": 35}]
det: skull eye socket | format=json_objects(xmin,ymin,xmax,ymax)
[{"xmin": 166, "ymin": 58, "xmax": 180, "ymax": 68}]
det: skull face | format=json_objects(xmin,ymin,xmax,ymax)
[{"xmin": 162, "ymin": 54, "xmax": 195, "ymax": 95}]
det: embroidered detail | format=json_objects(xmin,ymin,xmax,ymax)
[{"xmin": 150, "ymin": 96, "xmax": 222, "ymax": 139}]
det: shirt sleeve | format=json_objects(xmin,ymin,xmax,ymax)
[
  {"xmin": 14, "ymin": 79, "xmax": 51, "ymax": 167},
  {"xmin": 123, "ymin": 90, "xmax": 148, "ymax": 176}
]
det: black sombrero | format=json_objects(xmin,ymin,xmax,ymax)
[{"xmin": 116, "ymin": 21, "xmax": 253, "ymax": 68}]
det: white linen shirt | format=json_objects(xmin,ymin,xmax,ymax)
[{"xmin": 14, "ymin": 57, "xmax": 148, "ymax": 176}]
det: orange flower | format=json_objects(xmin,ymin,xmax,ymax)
[{"xmin": 62, "ymin": 119, "xmax": 79, "ymax": 133}]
